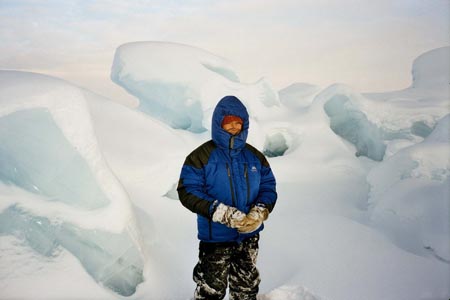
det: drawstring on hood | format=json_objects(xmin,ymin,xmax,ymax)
[{"xmin": 211, "ymin": 96, "xmax": 249, "ymax": 153}]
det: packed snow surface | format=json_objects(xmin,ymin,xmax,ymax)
[{"xmin": 0, "ymin": 43, "xmax": 449, "ymax": 300}]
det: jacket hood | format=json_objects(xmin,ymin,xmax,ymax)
[{"xmin": 211, "ymin": 95, "xmax": 249, "ymax": 152}]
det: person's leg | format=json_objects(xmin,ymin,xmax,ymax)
[
  {"xmin": 228, "ymin": 234, "xmax": 261, "ymax": 300},
  {"xmin": 193, "ymin": 241, "xmax": 234, "ymax": 300}
]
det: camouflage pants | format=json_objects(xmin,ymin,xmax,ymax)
[{"xmin": 193, "ymin": 234, "xmax": 260, "ymax": 300}]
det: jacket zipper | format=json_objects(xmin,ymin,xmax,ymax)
[
  {"xmin": 226, "ymin": 163, "xmax": 236, "ymax": 207},
  {"xmin": 227, "ymin": 136, "xmax": 238, "ymax": 207},
  {"xmin": 227, "ymin": 161, "xmax": 240, "ymax": 239},
  {"xmin": 244, "ymin": 163, "xmax": 250, "ymax": 204}
]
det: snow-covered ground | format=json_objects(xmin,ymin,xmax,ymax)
[{"xmin": 0, "ymin": 42, "xmax": 449, "ymax": 300}]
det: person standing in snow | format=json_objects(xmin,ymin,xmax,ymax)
[{"xmin": 177, "ymin": 95, "xmax": 277, "ymax": 300}]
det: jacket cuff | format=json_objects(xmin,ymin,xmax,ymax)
[
  {"xmin": 255, "ymin": 202, "xmax": 266, "ymax": 208},
  {"xmin": 208, "ymin": 200, "xmax": 220, "ymax": 218}
]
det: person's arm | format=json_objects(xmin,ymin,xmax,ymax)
[
  {"xmin": 177, "ymin": 142, "xmax": 217, "ymax": 218},
  {"xmin": 255, "ymin": 162, "xmax": 277, "ymax": 212},
  {"xmin": 245, "ymin": 144, "xmax": 277, "ymax": 212},
  {"xmin": 177, "ymin": 162, "xmax": 214, "ymax": 219},
  {"xmin": 178, "ymin": 163, "xmax": 249, "ymax": 229}
]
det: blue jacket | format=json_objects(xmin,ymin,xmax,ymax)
[{"xmin": 177, "ymin": 96, "xmax": 277, "ymax": 243}]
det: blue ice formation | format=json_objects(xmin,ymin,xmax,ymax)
[
  {"xmin": 111, "ymin": 42, "xmax": 279, "ymax": 133},
  {"xmin": 263, "ymin": 132, "xmax": 289, "ymax": 158},
  {"xmin": 110, "ymin": 42, "xmax": 236, "ymax": 133},
  {"xmin": 0, "ymin": 108, "xmax": 109, "ymax": 209},
  {"xmin": 324, "ymin": 94, "xmax": 386, "ymax": 161},
  {"xmin": 0, "ymin": 206, "xmax": 144, "ymax": 296},
  {"xmin": 411, "ymin": 46, "xmax": 450, "ymax": 89},
  {"xmin": 0, "ymin": 107, "xmax": 144, "ymax": 296},
  {"xmin": 411, "ymin": 121, "xmax": 434, "ymax": 138}
]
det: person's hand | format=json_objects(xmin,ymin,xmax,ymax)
[
  {"xmin": 238, "ymin": 206, "xmax": 269, "ymax": 233},
  {"xmin": 248, "ymin": 205, "xmax": 269, "ymax": 221},
  {"xmin": 211, "ymin": 202, "xmax": 247, "ymax": 229}
]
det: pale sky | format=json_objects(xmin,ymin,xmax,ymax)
[{"xmin": 1, "ymin": 0, "xmax": 449, "ymax": 104}]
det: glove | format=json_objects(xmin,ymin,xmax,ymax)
[
  {"xmin": 211, "ymin": 202, "xmax": 247, "ymax": 229},
  {"xmin": 248, "ymin": 205, "xmax": 269, "ymax": 221},
  {"xmin": 238, "ymin": 205, "xmax": 269, "ymax": 234}
]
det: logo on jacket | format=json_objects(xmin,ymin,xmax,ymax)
[{"xmin": 251, "ymin": 166, "xmax": 257, "ymax": 172}]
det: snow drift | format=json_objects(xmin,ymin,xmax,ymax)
[
  {"xmin": 0, "ymin": 44, "xmax": 449, "ymax": 300},
  {"xmin": 0, "ymin": 71, "xmax": 145, "ymax": 297}
]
